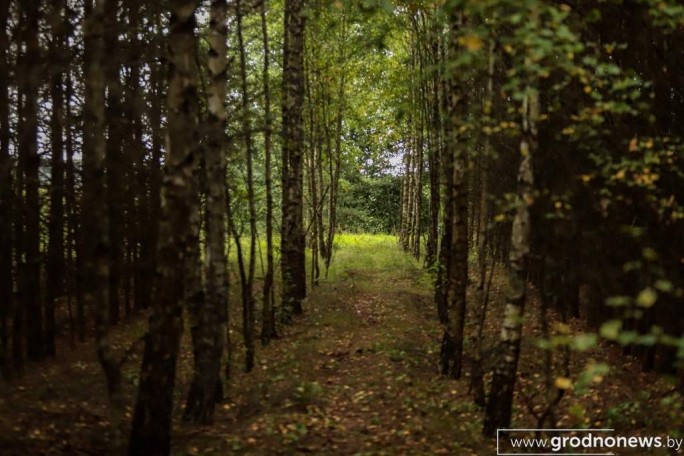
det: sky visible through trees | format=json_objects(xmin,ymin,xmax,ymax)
[{"xmin": 1, "ymin": 0, "xmax": 684, "ymax": 454}]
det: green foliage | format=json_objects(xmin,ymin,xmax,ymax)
[
  {"xmin": 645, "ymin": 0, "xmax": 684, "ymax": 30},
  {"xmin": 293, "ymin": 381, "xmax": 324, "ymax": 407},
  {"xmin": 338, "ymin": 175, "xmax": 403, "ymax": 233},
  {"xmin": 574, "ymin": 362, "xmax": 610, "ymax": 395},
  {"xmin": 434, "ymin": 0, "xmax": 684, "ymax": 371},
  {"xmin": 325, "ymin": 233, "xmax": 431, "ymax": 287},
  {"xmin": 606, "ymin": 400, "xmax": 646, "ymax": 427}
]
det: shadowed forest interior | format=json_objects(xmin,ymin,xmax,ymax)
[{"xmin": 1, "ymin": 0, "xmax": 684, "ymax": 454}]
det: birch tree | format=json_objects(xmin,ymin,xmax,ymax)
[
  {"xmin": 129, "ymin": 0, "xmax": 201, "ymax": 452},
  {"xmin": 184, "ymin": 0, "xmax": 228, "ymax": 424},
  {"xmin": 281, "ymin": 0, "xmax": 307, "ymax": 321}
]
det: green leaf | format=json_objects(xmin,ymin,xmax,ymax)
[
  {"xmin": 636, "ymin": 287, "xmax": 658, "ymax": 308},
  {"xmin": 606, "ymin": 295, "xmax": 631, "ymax": 307},
  {"xmin": 638, "ymin": 334, "xmax": 658, "ymax": 346},
  {"xmin": 535, "ymin": 338, "xmax": 553, "ymax": 350},
  {"xmin": 642, "ymin": 247, "xmax": 659, "ymax": 261},
  {"xmin": 573, "ymin": 333, "xmax": 598, "ymax": 351},
  {"xmin": 586, "ymin": 8, "xmax": 602, "ymax": 23},
  {"xmin": 575, "ymin": 362, "xmax": 610, "ymax": 394},
  {"xmin": 617, "ymin": 330, "xmax": 638, "ymax": 346},
  {"xmin": 655, "ymin": 279, "xmax": 673, "ymax": 293},
  {"xmin": 600, "ymin": 320, "xmax": 622, "ymax": 340}
]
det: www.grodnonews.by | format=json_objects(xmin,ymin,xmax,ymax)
[{"xmin": 499, "ymin": 429, "xmax": 684, "ymax": 454}]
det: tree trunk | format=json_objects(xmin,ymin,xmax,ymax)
[
  {"xmin": 127, "ymin": 0, "xmax": 150, "ymax": 317},
  {"xmin": 401, "ymin": 148, "xmax": 412, "ymax": 250},
  {"xmin": 471, "ymin": 39, "xmax": 495, "ymax": 407},
  {"xmin": 235, "ymin": 0, "xmax": 257, "ymax": 371},
  {"xmin": 18, "ymin": 0, "xmax": 43, "ymax": 362},
  {"xmin": 104, "ymin": 0, "xmax": 124, "ymax": 326},
  {"xmin": 413, "ymin": 110, "xmax": 424, "ymax": 260},
  {"xmin": 12, "ymin": 115, "xmax": 24, "ymax": 368},
  {"xmin": 434, "ymin": 33, "xmax": 450, "ymax": 326},
  {"xmin": 129, "ymin": 1, "xmax": 200, "ymax": 453},
  {"xmin": 324, "ymin": 14, "xmax": 346, "ymax": 272},
  {"xmin": 46, "ymin": 0, "xmax": 67, "ymax": 358},
  {"xmin": 0, "ymin": 0, "xmax": 12, "ymax": 375},
  {"xmin": 65, "ymin": 65, "xmax": 81, "ymax": 345},
  {"xmin": 440, "ymin": 11, "xmax": 468, "ymax": 380},
  {"xmin": 426, "ymin": 35, "xmax": 441, "ymax": 268},
  {"xmin": 260, "ymin": 0, "xmax": 277, "ymax": 344},
  {"xmin": 143, "ymin": 2, "xmax": 164, "ymax": 313},
  {"xmin": 83, "ymin": 0, "xmax": 124, "ymax": 450},
  {"xmin": 305, "ymin": 55, "xmax": 320, "ymax": 287},
  {"xmin": 281, "ymin": 0, "xmax": 307, "ymax": 321},
  {"xmin": 313, "ymin": 77, "xmax": 328, "ymax": 266},
  {"xmin": 184, "ymin": 0, "xmax": 228, "ymax": 424},
  {"xmin": 483, "ymin": 89, "xmax": 538, "ymax": 436}
]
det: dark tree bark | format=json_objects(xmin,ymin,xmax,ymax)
[
  {"xmin": 46, "ymin": 0, "xmax": 67, "ymax": 358},
  {"xmin": 426, "ymin": 51, "xmax": 441, "ymax": 268},
  {"xmin": 484, "ymin": 89, "xmax": 538, "ymax": 437},
  {"xmin": 311, "ymin": 57, "xmax": 328, "ymax": 272},
  {"xmin": 281, "ymin": 0, "xmax": 307, "ymax": 321},
  {"xmin": 471, "ymin": 39, "xmax": 495, "ymax": 407},
  {"xmin": 440, "ymin": 11, "xmax": 468, "ymax": 380},
  {"xmin": 83, "ymin": 0, "xmax": 125, "ymax": 449},
  {"xmin": 12, "ymin": 110, "xmax": 24, "ymax": 369},
  {"xmin": 422, "ymin": 15, "xmax": 441, "ymax": 269},
  {"xmin": 305, "ymin": 53, "xmax": 321, "ymax": 287},
  {"xmin": 412, "ymin": 112, "xmax": 424, "ymax": 260},
  {"xmin": 401, "ymin": 149, "xmax": 412, "ymax": 250},
  {"xmin": 18, "ymin": 0, "xmax": 43, "ymax": 362},
  {"xmin": 324, "ymin": 11, "xmax": 348, "ymax": 277},
  {"xmin": 142, "ymin": 1, "xmax": 165, "ymax": 313},
  {"xmin": 314, "ymin": 108, "xmax": 327, "ymax": 271},
  {"xmin": 409, "ymin": 18, "xmax": 426, "ymax": 260},
  {"xmin": 127, "ymin": 0, "xmax": 150, "ymax": 317},
  {"xmin": 325, "ymin": 71, "xmax": 344, "ymax": 272},
  {"xmin": 65, "ymin": 61, "xmax": 86, "ymax": 343},
  {"xmin": 65, "ymin": 67, "xmax": 78, "ymax": 347},
  {"xmin": 433, "ymin": 33, "xmax": 450, "ymax": 326},
  {"xmin": 129, "ymin": 1, "xmax": 200, "ymax": 453},
  {"xmin": 104, "ymin": 0, "xmax": 125, "ymax": 326},
  {"xmin": 0, "ymin": 0, "xmax": 12, "ymax": 375},
  {"xmin": 184, "ymin": 0, "xmax": 228, "ymax": 424},
  {"xmin": 235, "ymin": 0, "xmax": 257, "ymax": 372},
  {"xmin": 260, "ymin": 0, "xmax": 277, "ymax": 345}
]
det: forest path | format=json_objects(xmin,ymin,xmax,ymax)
[
  {"xmin": 177, "ymin": 234, "xmax": 490, "ymax": 455},
  {"xmin": 0, "ymin": 234, "xmax": 493, "ymax": 455},
  {"xmin": 0, "ymin": 235, "xmax": 673, "ymax": 455}
]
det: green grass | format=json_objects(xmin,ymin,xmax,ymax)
[
  {"xmin": 324, "ymin": 233, "xmax": 432, "ymax": 287},
  {"xmin": 223, "ymin": 232, "xmax": 434, "ymax": 293}
]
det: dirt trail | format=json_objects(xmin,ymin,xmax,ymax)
[{"xmin": 175, "ymin": 240, "xmax": 491, "ymax": 455}]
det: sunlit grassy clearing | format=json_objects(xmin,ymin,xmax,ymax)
[
  {"xmin": 324, "ymin": 233, "xmax": 432, "ymax": 287},
  {"xmin": 223, "ymin": 233, "xmax": 433, "ymax": 293}
]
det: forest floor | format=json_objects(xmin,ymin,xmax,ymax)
[{"xmin": 0, "ymin": 234, "xmax": 682, "ymax": 455}]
